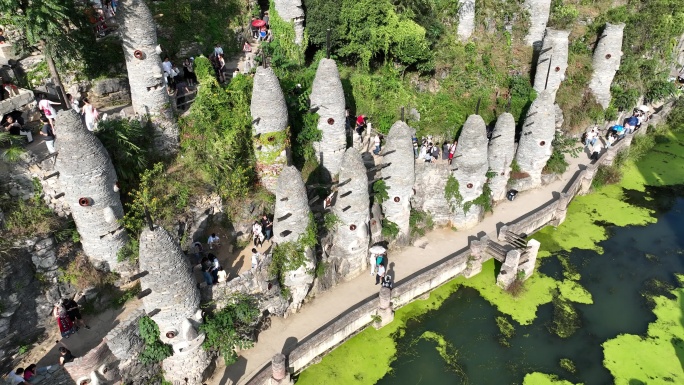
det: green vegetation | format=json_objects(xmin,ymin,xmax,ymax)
[
  {"xmin": 409, "ymin": 208, "xmax": 434, "ymax": 237},
  {"xmin": 381, "ymin": 218, "xmax": 400, "ymax": 239},
  {"xmin": 138, "ymin": 316, "xmax": 173, "ymax": 364},
  {"xmin": 201, "ymin": 294, "xmax": 260, "ymax": 365},
  {"xmin": 269, "ymin": 214, "xmax": 318, "ymax": 291},
  {"xmin": 323, "ymin": 212, "xmax": 340, "ymax": 231},
  {"xmin": 463, "ymin": 182, "xmax": 493, "ymax": 214},
  {"xmin": 372, "ymin": 179, "xmax": 390, "ymax": 204},
  {"xmin": 444, "ymin": 174, "xmax": 463, "ymax": 210},
  {"xmin": 116, "ymin": 238, "xmax": 140, "ymax": 263},
  {"xmin": 559, "ymin": 358, "xmax": 577, "ymax": 374},
  {"xmin": 495, "ymin": 315, "xmax": 516, "ymax": 347},
  {"xmin": 543, "ymin": 133, "xmax": 582, "ymax": 175},
  {"xmin": 548, "ymin": 295, "xmax": 580, "ymax": 338},
  {"xmin": 58, "ymin": 254, "xmax": 117, "ymax": 290},
  {"xmin": 522, "ymin": 372, "xmax": 579, "ymax": 385},
  {"xmin": 420, "ymin": 331, "xmax": 467, "ymax": 379}
]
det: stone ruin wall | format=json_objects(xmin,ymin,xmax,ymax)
[
  {"xmin": 273, "ymin": 166, "xmax": 315, "ymax": 313},
  {"xmin": 273, "ymin": 0, "xmax": 305, "ymax": 45},
  {"xmin": 511, "ymin": 90, "xmax": 556, "ymax": 191},
  {"xmin": 329, "ymin": 148, "xmax": 371, "ymax": 281},
  {"xmin": 589, "ymin": 23, "xmax": 626, "ymax": 109},
  {"xmin": 381, "ymin": 121, "xmax": 415, "ymax": 244},
  {"xmin": 487, "ymin": 113, "xmax": 516, "ymax": 201},
  {"xmin": 310, "ymin": 59, "xmax": 347, "ymax": 177},
  {"xmin": 524, "ymin": 0, "xmax": 552, "ymax": 46},
  {"xmin": 250, "ymin": 66, "xmax": 290, "ymax": 193},
  {"xmin": 450, "ymin": 114, "xmax": 489, "ymax": 229},
  {"xmin": 54, "ymin": 110, "xmax": 128, "ymax": 271},
  {"xmin": 457, "ymin": 0, "xmax": 475, "ymax": 41},
  {"xmin": 533, "ymin": 29, "xmax": 570, "ymax": 101}
]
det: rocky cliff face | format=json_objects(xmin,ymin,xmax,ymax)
[
  {"xmin": 451, "ymin": 114, "xmax": 489, "ymax": 229},
  {"xmin": 589, "ymin": 23, "xmax": 625, "ymax": 109},
  {"xmin": 412, "ymin": 163, "xmax": 451, "ymax": 226},
  {"xmin": 487, "ymin": 113, "xmax": 516, "ymax": 201},
  {"xmin": 533, "ymin": 29, "xmax": 570, "ymax": 101},
  {"xmin": 381, "ymin": 121, "xmax": 415, "ymax": 244}
]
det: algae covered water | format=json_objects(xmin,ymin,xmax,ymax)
[{"xmin": 296, "ymin": 129, "xmax": 684, "ymax": 385}]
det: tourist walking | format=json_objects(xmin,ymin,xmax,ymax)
[
  {"xmin": 373, "ymin": 134, "xmax": 382, "ymax": 155},
  {"xmin": 261, "ymin": 215, "xmax": 273, "ymax": 242},
  {"xmin": 39, "ymin": 117, "xmax": 55, "ymax": 153},
  {"xmin": 252, "ymin": 221, "xmax": 263, "ymax": 247},
  {"xmin": 207, "ymin": 233, "xmax": 220, "ymax": 249},
  {"xmin": 53, "ymin": 303, "xmax": 77, "ymax": 339},
  {"xmin": 251, "ymin": 248, "xmax": 261, "ymax": 270},
  {"xmin": 200, "ymin": 257, "xmax": 213, "ymax": 285},
  {"xmin": 448, "ymin": 140, "xmax": 457, "ymax": 165},
  {"xmin": 375, "ymin": 263, "xmax": 386, "ymax": 285},
  {"xmin": 62, "ymin": 296, "xmax": 90, "ymax": 330},
  {"xmin": 81, "ymin": 98, "xmax": 99, "ymax": 131},
  {"xmin": 38, "ymin": 94, "xmax": 59, "ymax": 129}
]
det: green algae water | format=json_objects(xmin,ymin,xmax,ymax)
[{"xmin": 296, "ymin": 129, "xmax": 684, "ymax": 385}]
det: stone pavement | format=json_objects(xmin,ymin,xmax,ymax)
[{"xmin": 207, "ymin": 151, "xmax": 591, "ymax": 385}]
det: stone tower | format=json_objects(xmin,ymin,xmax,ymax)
[
  {"xmin": 381, "ymin": 121, "xmax": 415, "ymax": 245},
  {"xmin": 139, "ymin": 226, "xmax": 211, "ymax": 385},
  {"xmin": 589, "ymin": 23, "xmax": 626, "ymax": 109},
  {"xmin": 533, "ymin": 29, "xmax": 570, "ymax": 101},
  {"xmin": 487, "ymin": 113, "xmax": 516, "ymax": 201},
  {"xmin": 512, "ymin": 90, "xmax": 556, "ymax": 191},
  {"xmin": 524, "ymin": 0, "xmax": 552, "ymax": 46},
  {"xmin": 329, "ymin": 148, "xmax": 370, "ymax": 281},
  {"xmin": 250, "ymin": 66, "xmax": 290, "ymax": 193},
  {"xmin": 450, "ymin": 114, "xmax": 489, "ymax": 229},
  {"xmin": 54, "ymin": 110, "xmax": 127, "ymax": 271},
  {"xmin": 273, "ymin": 0, "xmax": 305, "ymax": 45},
  {"xmin": 273, "ymin": 166, "xmax": 315, "ymax": 312},
  {"xmin": 457, "ymin": 0, "xmax": 475, "ymax": 41},
  {"xmin": 310, "ymin": 58, "xmax": 347, "ymax": 178},
  {"xmin": 117, "ymin": 0, "xmax": 179, "ymax": 152}
]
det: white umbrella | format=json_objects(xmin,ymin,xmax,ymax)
[
  {"xmin": 638, "ymin": 105, "xmax": 650, "ymax": 113},
  {"xmin": 369, "ymin": 245, "xmax": 386, "ymax": 254}
]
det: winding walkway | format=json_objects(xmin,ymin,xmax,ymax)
[{"xmin": 207, "ymin": 150, "xmax": 592, "ymax": 385}]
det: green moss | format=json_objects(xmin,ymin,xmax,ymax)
[
  {"xmin": 420, "ymin": 331, "xmax": 466, "ymax": 378},
  {"xmin": 254, "ymin": 129, "xmax": 290, "ymax": 164},
  {"xmin": 559, "ymin": 358, "xmax": 577, "ymax": 374},
  {"xmin": 522, "ymin": 372, "xmax": 580, "ymax": 385}
]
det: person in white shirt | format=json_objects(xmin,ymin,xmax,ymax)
[
  {"xmin": 375, "ymin": 263, "xmax": 386, "ymax": 285},
  {"xmin": 207, "ymin": 233, "xmax": 220, "ymax": 249},
  {"xmin": 38, "ymin": 94, "xmax": 59, "ymax": 129},
  {"xmin": 372, "ymin": 134, "xmax": 382, "ymax": 155},
  {"xmin": 252, "ymin": 221, "xmax": 263, "ymax": 247},
  {"xmin": 7, "ymin": 368, "xmax": 30, "ymax": 385},
  {"xmin": 216, "ymin": 267, "xmax": 227, "ymax": 283},
  {"xmin": 251, "ymin": 248, "xmax": 260, "ymax": 269}
]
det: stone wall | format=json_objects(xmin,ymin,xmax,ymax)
[
  {"xmin": 487, "ymin": 113, "xmax": 516, "ymax": 201},
  {"xmin": 524, "ymin": 0, "xmax": 551, "ymax": 46},
  {"xmin": 588, "ymin": 23, "xmax": 625, "ymax": 109},
  {"xmin": 89, "ymin": 77, "xmax": 131, "ymax": 107},
  {"xmin": 381, "ymin": 121, "xmax": 415, "ymax": 244},
  {"xmin": 63, "ymin": 340, "xmax": 121, "ymax": 385},
  {"xmin": 533, "ymin": 29, "xmax": 570, "ymax": 101},
  {"xmin": 54, "ymin": 110, "xmax": 128, "ymax": 271}
]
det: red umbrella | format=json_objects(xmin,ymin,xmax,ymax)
[{"xmin": 252, "ymin": 19, "xmax": 266, "ymax": 27}]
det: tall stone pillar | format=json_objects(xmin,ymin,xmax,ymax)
[
  {"xmin": 457, "ymin": 0, "xmax": 475, "ymax": 41},
  {"xmin": 251, "ymin": 66, "xmax": 290, "ymax": 193},
  {"xmin": 511, "ymin": 90, "xmax": 555, "ymax": 191},
  {"xmin": 465, "ymin": 235, "xmax": 488, "ymax": 278},
  {"xmin": 487, "ymin": 113, "xmax": 516, "ymax": 201},
  {"xmin": 117, "ymin": 0, "xmax": 179, "ymax": 153},
  {"xmin": 54, "ymin": 110, "xmax": 127, "ymax": 271},
  {"xmin": 273, "ymin": 0, "xmax": 305, "ymax": 45},
  {"xmin": 518, "ymin": 239, "xmax": 540, "ymax": 280},
  {"xmin": 310, "ymin": 59, "xmax": 347, "ymax": 177},
  {"xmin": 524, "ymin": 0, "xmax": 552, "ymax": 46},
  {"xmin": 450, "ymin": 114, "xmax": 489, "ymax": 229},
  {"xmin": 533, "ymin": 29, "xmax": 570, "ymax": 101},
  {"xmin": 588, "ymin": 23, "xmax": 625, "ymax": 109},
  {"xmin": 330, "ymin": 148, "xmax": 370, "ymax": 281},
  {"xmin": 273, "ymin": 166, "xmax": 315, "ymax": 313},
  {"xmin": 496, "ymin": 249, "xmax": 521, "ymax": 289},
  {"xmin": 270, "ymin": 353, "xmax": 293, "ymax": 384},
  {"xmin": 139, "ymin": 226, "xmax": 210, "ymax": 385},
  {"xmin": 381, "ymin": 121, "xmax": 415, "ymax": 245},
  {"xmin": 375, "ymin": 287, "xmax": 394, "ymax": 329}
]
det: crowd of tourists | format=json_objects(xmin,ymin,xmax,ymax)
[{"xmin": 583, "ymin": 106, "xmax": 650, "ymax": 160}]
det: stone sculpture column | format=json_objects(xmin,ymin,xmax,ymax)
[
  {"xmin": 139, "ymin": 226, "xmax": 210, "ymax": 385},
  {"xmin": 511, "ymin": 90, "xmax": 555, "ymax": 191},
  {"xmin": 517, "ymin": 239, "xmax": 540, "ymax": 281},
  {"xmin": 588, "ymin": 23, "xmax": 626, "ymax": 109},
  {"xmin": 375, "ymin": 287, "xmax": 394, "ymax": 329},
  {"xmin": 117, "ymin": 0, "xmax": 179, "ymax": 153},
  {"xmin": 487, "ymin": 113, "xmax": 515, "ymax": 201},
  {"xmin": 273, "ymin": 166, "xmax": 315, "ymax": 313},
  {"xmin": 310, "ymin": 58, "xmax": 347, "ymax": 177},
  {"xmin": 381, "ymin": 121, "xmax": 415, "ymax": 245},
  {"xmin": 496, "ymin": 249, "xmax": 521, "ymax": 289},
  {"xmin": 251, "ymin": 66, "xmax": 290, "ymax": 193},
  {"xmin": 273, "ymin": 0, "xmax": 305, "ymax": 45},
  {"xmin": 457, "ymin": 0, "xmax": 475, "ymax": 42},
  {"xmin": 330, "ymin": 148, "xmax": 370, "ymax": 281},
  {"xmin": 450, "ymin": 114, "xmax": 489, "ymax": 229},
  {"xmin": 524, "ymin": 0, "xmax": 552, "ymax": 46},
  {"xmin": 411, "ymin": 162, "xmax": 451, "ymax": 226},
  {"xmin": 271, "ymin": 353, "xmax": 293, "ymax": 384},
  {"xmin": 54, "ymin": 110, "xmax": 127, "ymax": 271},
  {"xmin": 533, "ymin": 29, "xmax": 570, "ymax": 101}
]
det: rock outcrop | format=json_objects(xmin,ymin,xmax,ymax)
[
  {"xmin": 273, "ymin": 0, "xmax": 305, "ymax": 45},
  {"xmin": 457, "ymin": 0, "xmax": 475, "ymax": 41},
  {"xmin": 381, "ymin": 121, "xmax": 415, "ymax": 244},
  {"xmin": 589, "ymin": 23, "xmax": 625, "ymax": 109},
  {"xmin": 273, "ymin": 166, "xmax": 315, "ymax": 312},
  {"xmin": 511, "ymin": 90, "xmax": 556, "ymax": 191},
  {"xmin": 487, "ymin": 113, "xmax": 516, "ymax": 201},
  {"xmin": 524, "ymin": 0, "xmax": 552, "ymax": 46},
  {"xmin": 329, "ymin": 148, "xmax": 370, "ymax": 281},
  {"xmin": 54, "ymin": 110, "xmax": 127, "ymax": 271},
  {"xmin": 533, "ymin": 29, "xmax": 570, "ymax": 101},
  {"xmin": 310, "ymin": 59, "xmax": 347, "ymax": 177},
  {"xmin": 251, "ymin": 66, "xmax": 290, "ymax": 193},
  {"xmin": 450, "ymin": 115, "xmax": 489, "ymax": 229},
  {"xmin": 139, "ymin": 226, "xmax": 211, "ymax": 385}
]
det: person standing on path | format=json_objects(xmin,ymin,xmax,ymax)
[
  {"xmin": 200, "ymin": 257, "xmax": 213, "ymax": 285},
  {"xmin": 375, "ymin": 263, "xmax": 386, "ymax": 285},
  {"xmin": 53, "ymin": 303, "xmax": 76, "ymax": 339},
  {"xmin": 62, "ymin": 296, "xmax": 90, "ymax": 330},
  {"xmin": 261, "ymin": 215, "xmax": 273, "ymax": 243},
  {"xmin": 39, "ymin": 117, "xmax": 55, "ymax": 154},
  {"xmin": 251, "ymin": 248, "xmax": 261, "ymax": 270},
  {"xmin": 252, "ymin": 221, "xmax": 263, "ymax": 247},
  {"xmin": 81, "ymin": 98, "xmax": 99, "ymax": 131},
  {"xmin": 38, "ymin": 94, "xmax": 59, "ymax": 129},
  {"xmin": 207, "ymin": 233, "xmax": 220, "ymax": 249}
]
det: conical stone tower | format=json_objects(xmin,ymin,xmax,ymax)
[
  {"xmin": 450, "ymin": 114, "xmax": 489, "ymax": 229},
  {"xmin": 589, "ymin": 23, "xmax": 625, "ymax": 109},
  {"xmin": 487, "ymin": 113, "xmax": 516, "ymax": 201},
  {"xmin": 139, "ymin": 225, "xmax": 211, "ymax": 385},
  {"xmin": 533, "ymin": 29, "xmax": 570, "ymax": 101},
  {"xmin": 250, "ymin": 66, "xmax": 290, "ymax": 193},
  {"xmin": 310, "ymin": 58, "xmax": 347, "ymax": 178},
  {"xmin": 381, "ymin": 121, "xmax": 415, "ymax": 245},
  {"xmin": 54, "ymin": 110, "xmax": 127, "ymax": 271}
]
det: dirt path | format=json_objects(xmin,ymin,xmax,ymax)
[{"xmin": 206, "ymin": 150, "xmax": 591, "ymax": 385}]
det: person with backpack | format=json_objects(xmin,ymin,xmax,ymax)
[
  {"xmin": 62, "ymin": 296, "xmax": 90, "ymax": 330},
  {"xmin": 37, "ymin": 94, "xmax": 59, "ymax": 129},
  {"xmin": 375, "ymin": 262, "xmax": 386, "ymax": 285}
]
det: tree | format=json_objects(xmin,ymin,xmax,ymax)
[{"xmin": 303, "ymin": 0, "xmax": 342, "ymax": 48}]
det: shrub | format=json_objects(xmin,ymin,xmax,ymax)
[
  {"xmin": 645, "ymin": 80, "xmax": 677, "ymax": 102},
  {"xmin": 269, "ymin": 214, "xmax": 318, "ymax": 288},
  {"xmin": 138, "ymin": 316, "xmax": 173, "ymax": 364},
  {"xmin": 592, "ymin": 164, "xmax": 622, "ymax": 189},
  {"xmin": 381, "ymin": 218, "xmax": 400, "ymax": 239},
  {"xmin": 201, "ymin": 294, "xmax": 260, "ymax": 365},
  {"xmin": 373, "ymin": 179, "xmax": 390, "ymax": 204},
  {"xmin": 58, "ymin": 254, "xmax": 117, "ymax": 290},
  {"xmin": 549, "ymin": 0, "xmax": 579, "ymax": 28},
  {"xmin": 444, "ymin": 175, "xmax": 462, "ymax": 210}
]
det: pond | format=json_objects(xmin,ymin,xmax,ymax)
[{"xmin": 296, "ymin": 129, "xmax": 684, "ymax": 385}]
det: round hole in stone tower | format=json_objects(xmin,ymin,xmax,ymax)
[
  {"xmin": 371, "ymin": 220, "xmax": 377, "ymax": 225},
  {"xmin": 79, "ymin": 380, "xmax": 91, "ymax": 385},
  {"xmin": 467, "ymin": 183, "xmax": 473, "ymax": 188},
  {"xmin": 166, "ymin": 331, "xmax": 176, "ymax": 339},
  {"xmin": 133, "ymin": 50, "xmax": 144, "ymax": 60},
  {"xmin": 350, "ymin": 224, "xmax": 357, "ymax": 231},
  {"xmin": 268, "ymin": 136, "xmax": 275, "ymax": 142},
  {"xmin": 540, "ymin": 141, "xmax": 546, "ymax": 146},
  {"xmin": 605, "ymin": 54, "xmax": 611, "ymax": 59},
  {"xmin": 393, "ymin": 197, "xmax": 400, "ymax": 202},
  {"xmin": 327, "ymin": 118, "xmax": 335, "ymax": 125},
  {"xmin": 555, "ymin": 66, "xmax": 561, "ymax": 72},
  {"xmin": 78, "ymin": 197, "xmax": 92, "ymax": 207}
]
